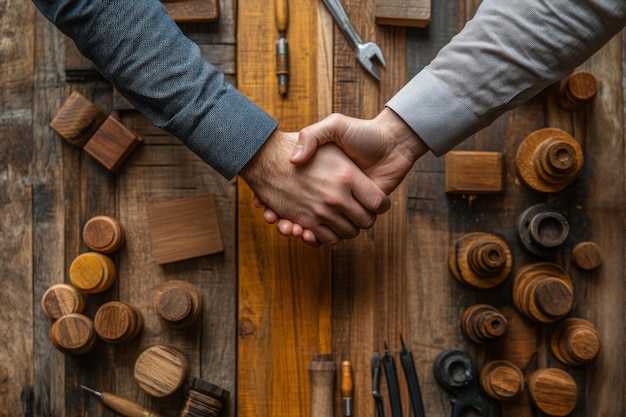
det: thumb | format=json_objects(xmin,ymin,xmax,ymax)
[{"xmin": 290, "ymin": 129, "xmax": 323, "ymax": 164}]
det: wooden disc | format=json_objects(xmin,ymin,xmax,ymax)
[
  {"xmin": 69, "ymin": 252, "xmax": 116, "ymax": 294},
  {"xmin": 94, "ymin": 301, "xmax": 143, "ymax": 343},
  {"xmin": 480, "ymin": 360, "xmax": 524, "ymax": 400},
  {"xmin": 50, "ymin": 313, "xmax": 97, "ymax": 355},
  {"xmin": 153, "ymin": 280, "xmax": 202, "ymax": 328},
  {"xmin": 528, "ymin": 368, "xmax": 578, "ymax": 416},
  {"xmin": 134, "ymin": 345, "xmax": 189, "ymax": 397},
  {"xmin": 550, "ymin": 317, "xmax": 600, "ymax": 365},
  {"xmin": 83, "ymin": 215, "xmax": 125, "ymax": 253},
  {"xmin": 572, "ymin": 241, "xmax": 603, "ymax": 271},
  {"xmin": 41, "ymin": 283, "xmax": 85, "ymax": 319}
]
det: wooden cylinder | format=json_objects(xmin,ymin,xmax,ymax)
[
  {"xmin": 480, "ymin": 360, "xmax": 524, "ymax": 401},
  {"xmin": 550, "ymin": 317, "xmax": 600, "ymax": 366},
  {"xmin": 309, "ymin": 354, "xmax": 336, "ymax": 417},
  {"xmin": 572, "ymin": 241, "xmax": 603, "ymax": 271},
  {"xmin": 513, "ymin": 263, "xmax": 574, "ymax": 323},
  {"xmin": 517, "ymin": 203, "xmax": 569, "ymax": 256},
  {"xmin": 461, "ymin": 304, "xmax": 508, "ymax": 344},
  {"xmin": 448, "ymin": 232, "xmax": 512, "ymax": 289},
  {"xmin": 82, "ymin": 215, "xmax": 125, "ymax": 253},
  {"xmin": 557, "ymin": 70, "xmax": 598, "ymax": 111},
  {"xmin": 527, "ymin": 368, "xmax": 578, "ymax": 416},
  {"xmin": 134, "ymin": 345, "xmax": 189, "ymax": 397},
  {"xmin": 153, "ymin": 280, "xmax": 202, "ymax": 329},
  {"xmin": 49, "ymin": 313, "xmax": 98, "ymax": 355},
  {"xmin": 180, "ymin": 378, "xmax": 230, "ymax": 417},
  {"xmin": 69, "ymin": 252, "xmax": 116, "ymax": 294},
  {"xmin": 515, "ymin": 128, "xmax": 583, "ymax": 194},
  {"xmin": 94, "ymin": 301, "xmax": 144, "ymax": 344},
  {"xmin": 41, "ymin": 283, "xmax": 86, "ymax": 319}
]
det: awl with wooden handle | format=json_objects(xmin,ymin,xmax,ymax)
[
  {"xmin": 341, "ymin": 361, "xmax": 354, "ymax": 416},
  {"xmin": 275, "ymin": 0, "xmax": 289, "ymax": 95},
  {"xmin": 81, "ymin": 385, "xmax": 164, "ymax": 417}
]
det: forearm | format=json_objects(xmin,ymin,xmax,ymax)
[
  {"xmin": 388, "ymin": 0, "xmax": 626, "ymax": 156},
  {"xmin": 34, "ymin": 0, "xmax": 277, "ymax": 179}
]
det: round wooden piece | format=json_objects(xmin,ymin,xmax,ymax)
[
  {"xmin": 83, "ymin": 215, "xmax": 125, "ymax": 253},
  {"xmin": 518, "ymin": 204, "xmax": 569, "ymax": 256},
  {"xmin": 94, "ymin": 301, "xmax": 144, "ymax": 343},
  {"xmin": 572, "ymin": 241, "xmax": 603, "ymax": 271},
  {"xmin": 558, "ymin": 70, "xmax": 598, "ymax": 111},
  {"xmin": 480, "ymin": 360, "xmax": 524, "ymax": 401},
  {"xmin": 41, "ymin": 283, "xmax": 85, "ymax": 319},
  {"xmin": 550, "ymin": 317, "xmax": 600, "ymax": 365},
  {"xmin": 49, "ymin": 313, "xmax": 97, "ymax": 355},
  {"xmin": 69, "ymin": 252, "xmax": 116, "ymax": 294},
  {"xmin": 134, "ymin": 345, "xmax": 189, "ymax": 397},
  {"xmin": 528, "ymin": 368, "xmax": 578, "ymax": 416},
  {"xmin": 461, "ymin": 304, "xmax": 508, "ymax": 344},
  {"xmin": 153, "ymin": 280, "xmax": 202, "ymax": 328}
]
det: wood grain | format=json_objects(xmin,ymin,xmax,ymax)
[{"xmin": 375, "ymin": 0, "xmax": 431, "ymax": 27}]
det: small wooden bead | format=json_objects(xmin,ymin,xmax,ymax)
[
  {"xmin": 134, "ymin": 345, "xmax": 189, "ymax": 397},
  {"xmin": 461, "ymin": 304, "xmax": 508, "ymax": 344},
  {"xmin": 527, "ymin": 368, "xmax": 578, "ymax": 417},
  {"xmin": 83, "ymin": 215, "xmax": 125, "ymax": 253},
  {"xmin": 153, "ymin": 280, "xmax": 202, "ymax": 328},
  {"xmin": 94, "ymin": 301, "xmax": 144, "ymax": 343},
  {"xmin": 480, "ymin": 360, "xmax": 524, "ymax": 401},
  {"xmin": 572, "ymin": 241, "xmax": 603, "ymax": 271},
  {"xmin": 69, "ymin": 252, "xmax": 116, "ymax": 294},
  {"xmin": 49, "ymin": 313, "xmax": 98, "ymax": 355},
  {"xmin": 41, "ymin": 283, "xmax": 86, "ymax": 319},
  {"xmin": 550, "ymin": 317, "xmax": 600, "ymax": 366},
  {"xmin": 557, "ymin": 70, "xmax": 598, "ymax": 111}
]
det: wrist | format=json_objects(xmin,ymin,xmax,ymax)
[{"xmin": 377, "ymin": 107, "xmax": 429, "ymax": 164}]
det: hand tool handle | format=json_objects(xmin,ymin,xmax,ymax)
[
  {"xmin": 341, "ymin": 361, "xmax": 353, "ymax": 416},
  {"xmin": 275, "ymin": 0, "xmax": 288, "ymax": 32},
  {"xmin": 309, "ymin": 355, "xmax": 336, "ymax": 417},
  {"xmin": 100, "ymin": 392, "xmax": 164, "ymax": 417},
  {"xmin": 371, "ymin": 352, "xmax": 385, "ymax": 417},
  {"xmin": 399, "ymin": 348, "xmax": 425, "ymax": 417},
  {"xmin": 320, "ymin": 0, "xmax": 363, "ymax": 47},
  {"xmin": 382, "ymin": 352, "xmax": 403, "ymax": 417}
]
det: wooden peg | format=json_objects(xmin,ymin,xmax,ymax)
[
  {"xmin": 513, "ymin": 263, "xmax": 574, "ymax": 323},
  {"xmin": 83, "ymin": 115, "xmax": 142, "ymax": 172},
  {"xmin": 572, "ymin": 241, "xmax": 603, "ymax": 271},
  {"xmin": 49, "ymin": 91, "xmax": 108, "ymax": 148},
  {"xmin": 49, "ymin": 313, "xmax": 98, "ymax": 355},
  {"xmin": 153, "ymin": 280, "xmax": 203, "ymax": 329},
  {"xmin": 479, "ymin": 360, "xmax": 524, "ymax": 401},
  {"xmin": 550, "ymin": 317, "xmax": 600, "ymax": 366},
  {"xmin": 94, "ymin": 301, "xmax": 144, "ymax": 344},
  {"xmin": 527, "ymin": 368, "xmax": 578, "ymax": 417},
  {"xmin": 517, "ymin": 203, "xmax": 569, "ymax": 256},
  {"xmin": 448, "ymin": 232, "xmax": 512, "ymax": 289},
  {"xmin": 557, "ymin": 70, "xmax": 598, "ymax": 111},
  {"xmin": 82, "ymin": 215, "xmax": 125, "ymax": 253},
  {"xmin": 461, "ymin": 304, "xmax": 508, "ymax": 344},
  {"xmin": 515, "ymin": 128, "xmax": 583, "ymax": 193},
  {"xmin": 41, "ymin": 283, "xmax": 85, "ymax": 319},
  {"xmin": 69, "ymin": 252, "xmax": 117, "ymax": 294},
  {"xmin": 134, "ymin": 345, "xmax": 189, "ymax": 397},
  {"xmin": 445, "ymin": 151, "xmax": 504, "ymax": 194}
]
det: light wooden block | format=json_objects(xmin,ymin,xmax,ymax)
[
  {"xmin": 375, "ymin": 0, "xmax": 431, "ymax": 28},
  {"xmin": 146, "ymin": 194, "xmax": 224, "ymax": 264},
  {"xmin": 445, "ymin": 151, "xmax": 504, "ymax": 194},
  {"xmin": 49, "ymin": 91, "xmax": 108, "ymax": 148},
  {"xmin": 83, "ymin": 115, "xmax": 142, "ymax": 172}
]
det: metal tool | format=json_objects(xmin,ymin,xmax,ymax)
[
  {"xmin": 275, "ymin": 0, "xmax": 289, "ymax": 95},
  {"xmin": 398, "ymin": 335, "xmax": 425, "ymax": 417},
  {"xmin": 371, "ymin": 351, "xmax": 385, "ymax": 417},
  {"xmin": 341, "ymin": 360, "xmax": 354, "ymax": 416},
  {"xmin": 320, "ymin": 0, "xmax": 386, "ymax": 80},
  {"xmin": 81, "ymin": 385, "xmax": 164, "ymax": 417},
  {"xmin": 433, "ymin": 349, "xmax": 501, "ymax": 417},
  {"xmin": 382, "ymin": 343, "xmax": 403, "ymax": 417}
]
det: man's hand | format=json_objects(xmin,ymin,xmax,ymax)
[{"xmin": 240, "ymin": 129, "xmax": 391, "ymax": 246}]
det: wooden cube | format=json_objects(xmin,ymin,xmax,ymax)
[
  {"xmin": 146, "ymin": 194, "xmax": 224, "ymax": 264},
  {"xmin": 83, "ymin": 115, "xmax": 142, "ymax": 172},
  {"xmin": 49, "ymin": 91, "xmax": 107, "ymax": 148},
  {"xmin": 445, "ymin": 151, "xmax": 504, "ymax": 194}
]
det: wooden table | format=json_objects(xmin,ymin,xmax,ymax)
[{"xmin": 2, "ymin": 1, "xmax": 624, "ymax": 416}]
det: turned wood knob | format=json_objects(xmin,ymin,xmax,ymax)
[
  {"xmin": 558, "ymin": 70, "xmax": 598, "ymax": 111},
  {"xmin": 527, "ymin": 368, "xmax": 578, "ymax": 416},
  {"xmin": 181, "ymin": 378, "xmax": 230, "ymax": 417},
  {"xmin": 461, "ymin": 304, "xmax": 508, "ymax": 344},
  {"xmin": 515, "ymin": 128, "xmax": 583, "ymax": 193},
  {"xmin": 550, "ymin": 317, "xmax": 600, "ymax": 366},
  {"xmin": 480, "ymin": 360, "xmax": 524, "ymax": 401},
  {"xmin": 83, "ymin": 215, "xmax": 125, "ymax": 253},
  {"xmin": 49, "ymin": 313, "xmax": 98, "ymax": 355},
  {"xmin": 69, "ymin": 252, "xmax": 116, "ymax": 294},
  {"xmin": 513, "ymin": 263, "xmax": 574, "ymax": 323},
  {"xmin": 448, "ymin": 232, "xmax": 513, "ymax": 289},
  {"xmin": 517, "ymin": 204, "xmax": 569, "ymax": 256},
  {"xmin": 94, "ymin": 301, "xmax": 144, "ymax": 343},
  {"xmin": 153, "ymin": 280, "xmax": 203, "ymax": 328},
  {"xmin": 134, "ymin": 345, "xmax": 189, "ymax": 397},
  {"xmin": 41, "ymin": 283, "xmax": 85, "ymax": 319},
  {"xmin": 572, "ymin": 241, "xmax": 603, "ymax": 271}
]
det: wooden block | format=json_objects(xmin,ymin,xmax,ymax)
[
  {"xmin": 375, "ymin": 0, "xmax": 431, "ymax": 27},
  {"xmin": 49, "ymin": 91, "xmax": 108, "ymax": 148},
  {"xmin": 83, "ymin": 115, "xmax": 142, "ymax": 172},
  {"xmin": 445, "ymin": 151, "xmax": 504, "ymax": 194},
  {"xmin": 162, "ymin": 0, "xmax": 219, "ymax": 23},
  {"xmin": 146, "ymin": 194, "xmax": 224, "ymax": 264}
]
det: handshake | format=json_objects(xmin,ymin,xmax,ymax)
[{"xmin": 240, "ymin": 107, "xmax": 429, "ymax": 247}]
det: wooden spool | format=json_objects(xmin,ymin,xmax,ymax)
[
  {"xmin": 513, "ymin": 263, "xmax": 574, "ymax": 323},
  {"xmin": 41, "ymin": 283, "xmax": 85, "ymax": 319},
  {"xmin": 69, "ymin": 252, "xmax": 116, "ymax": 294},
  {"xmin": 479, "ymin": 360, "xmax": 524, "ymax": 401},
  {"xmin": 517, "ymin": 203, "xmax": 569, "ymax": 256},
  {"xmin": 181, "ymin": 378, "xmax": 230, "ymax": 417},
  {"xmin": 557, "ymin": 70, "xmax": 598, "ymax": 111},
  {"xmin": 134, "ymin": 345, "xmax": 189, "ymax": 397},
  {"xmin": 94, "ymin": 301, "xmax": 144, "ymax": 344},
  {"xmin": 550, "ymin": 317, "xmax": 600, "ymax": 366},
  {"xmin": 448, "ymin": 232, "xmax": 513, "ymax": 289},
  {"xmin": 49, "ymin": 313, "xmax": 98, "ymax": 355},
  {"xmin": 153, "ymin": 280, "xmax": 203, "ymax": 329},
  {"xmin": 83, "ymin": 215, "xmax": 125, "ymax": 253},
  {"xmin": 515, "ymin": 128, "xmax": 583, "ymax": 194},
  {"xmin": 461, "ymin": 304, "xmax": 508, "ymax": 344},
  {"xmin": 527, "ymin": 368, "xmax": 578, "ymax": 416},
  {"xmin": 572, "ymin": 241, "xmax": 603, "ymax": 271}
]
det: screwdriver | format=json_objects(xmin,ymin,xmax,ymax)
[
  {"xmin": 341, "ymin": 360, "xmax": 353, "ymax": 416},
  {"xmin": 81, "ymin": 385, "xmax": 165, "ymax": 417},
  {"xmin": 275, "ymin": 0, "xmax": 289, "ymax": 95}
]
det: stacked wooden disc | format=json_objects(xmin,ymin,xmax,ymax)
[
  {"xmin": 94, "ymin": 301, "xmax": 144, "ymax": 343},
  {"xmin": 527, "ymin": 368, "xmax": 578, "ymax": 417},
  {"xmin": 517, "ymin": 204, "xmax": 570, "ymax": 257},
  {"xmin": 83, "ymin": 215, "xmax": 125, "ymax": 253},
  {"xmin": 153, "ymin": 280, "xmax": 203, "ymax": 329},
  {"xmin": 461, "ymin": 304, "xmax": 508, "ymax": 344},
  {"xmin": 69, "ymin": 252, "xmax": 116, "ymax": 294},
  {"xmin": 550, "ymin": 317, "xmax": 600, "ymax": 366},
  {"xmin": 49, "ymin": 313, "xmax": 98, "ymax": 355},
  {"xmin": 134, "ymin": 345, "xmax": 189, "ymax": 397},
  {"xmin": 180, "ymin": 378, "xmax": 230, "ymax": 417},
  {"xmin": 557, "ymin": 70, "xmax": 598, "ymax": 111},
  {"xmin": 572, "ymin": 241, "xmax": 603, "ymax": 271},
  {"xmin": 41, "ymin": 283, "xmax": 86, "ymax": 319},
  {"xmin": 479, "ymin": 360, "xmax": 525, "ymax": 401}
]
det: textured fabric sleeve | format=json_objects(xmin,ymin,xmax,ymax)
[
  {"xmin": 387, "ymin": 0, "xmax": 626, "ymax": 156},
  {"xmin": 33, "ymin": 0, "xmax": 278, "ymax": 179}
]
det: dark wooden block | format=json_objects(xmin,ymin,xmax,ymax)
[
  {"xmin": 49, "ymin": 91, "xmax": 108, "ymax": 148},
  {"xmin": 83, "ymin": 115, "xmax": 142, "ymax": 172},
  {"xmin": 445, "ymin": 151, "xmax": 504, "ymax": 194},
  {"xmin": 162, "ymin": 0, "xmax": 219, "ymax": 23},
  {"xmin": 146, "ymin": 194, "xmax": 224, "ymax": 264}
]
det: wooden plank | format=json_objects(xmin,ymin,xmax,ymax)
[
  {"xmin": 375, "ymin": 0, "xmax": 431, "ymax": 28},
  {"xmin": 236, "ymin": 1, "xmax": 333, "ymax": 416}
]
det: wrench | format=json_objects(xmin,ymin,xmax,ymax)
[{"xmin": 321, "ymin": 0, "xmax": 386, "ymax": 80}]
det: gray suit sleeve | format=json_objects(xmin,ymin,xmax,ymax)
[
  {"xmin": 387, "ymin": 0, "xmax": 626, "ymax": 156},
  {"xmin": 33, "ymin": 0, "xmax": 278, "ymax": 179}
]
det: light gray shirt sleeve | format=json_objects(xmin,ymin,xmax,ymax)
[{"xmin": 387, "ymin": 0, "xmax": 626, "ymax": 156}]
